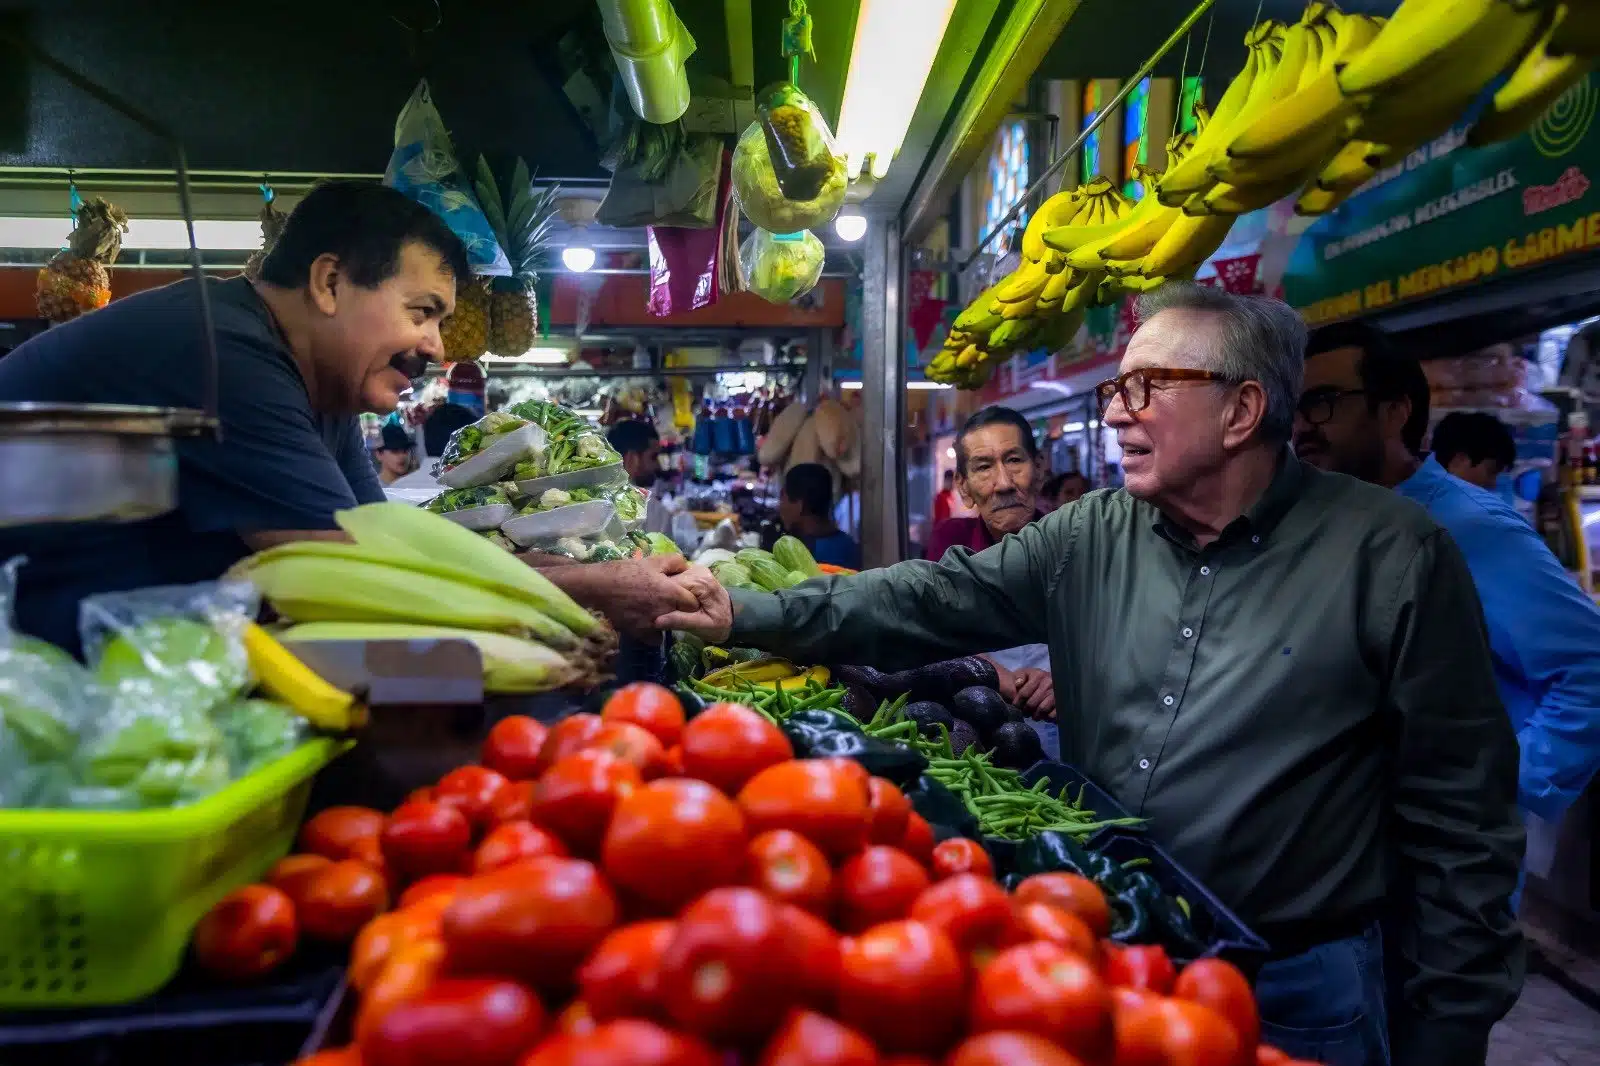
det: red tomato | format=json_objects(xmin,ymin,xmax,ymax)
[
  {"xmin": 930, "ymin": 838, "xmax": 993, "ymax": 880},
  {"xmin": 1103, "ymin": 943, "xmax": 1176, "ymax": 994},
  {"xmin": 737, "ymin": 759, "xmax": 872, "ymax": 860},
  {"xmin": 660, "ymin": 745, "xmax": 685, "ymax": 777},
  {"xmin": 534, "ymin": 713, "xmax": 606, "ymax": 776},
  {"xmin": 398, "ymin": 874, "xmax": 467, "ymax": 911},
  {"xmin": 600, "ymin": 778, "xmax": 747, "ymax": 913},
  {"xmin": 970, "ymin": 941, "xmax": 1112, "ymax": 1058},
  {"xmin": 530, "ymin": 749, "xmax": 642, "ymax": 856},
  {"xmin": 779, "ymin": 902, "xmax": 843, "ymax": 1014},
  {"xmin": 443, "ymin": 856, "xmax": 618, "ymax": 991},
  {"xmin": 880, "ymin": 1059, "xmax": 937, "ymax": 1066},
  {"xmin": 680, "ymin": 703, "xmax": 794, "ymax": 795},
  {"xmin": 1013, "ymin": 902, "xmax": 1099, "ymax": 965},
  {"xmin": 658, "ymin": 886, "xmax": 806, "ymax": 1044},
  {"xmin": 744, "ymin": 829, "xmax": 833, "ymax": 915},
  {"xmin": 866, "ymin": 777, "xmax": 911, "ymax": 845},
  {"xmin": 481, "ymin": 715, "xmax": 549, "ymax": 781},
  {"xmin": 577, "ymin": 920, "xmax": 675, "ymax": 1023},
  {"xmin": 554, "ymin": 1000, "xmax": 597, "ymax": 1037},
  {"xmin": 349, "ymin": 834, "xmax": 395, "ymax": 891},
  {"xmin": 601, "ymin": 682, "xmax": 686, "ymax": 748},
  {"xmin": 267, "ymin": 853, "xmax": 334, "ymax": 901},
  {"xmin": 897, "ymin": 812, "xmax": 935, "ymax": 867},
  {"xmin": 520, "ymin": 1019, "xmax": 719, "ymax": 1066},
  {"xmin": 475, "ymin": 821, "xmax": 569, "ymax": 875},
  {"xmin": 587, "ymin": 721, "xmax": 669, "ymax": 778},
  {"xmin": 489, "ymin": 779, "xmax": 536, "ymax": 826},
  {"xmin": 756, "ymin": 1009, "xmax": 878, "ymax": 1066},
  {"xmin": 1255, "ymin": 1046, "xmax": 1292, "ymax": 1066},
  {"xmin": 835, "ymin": 846, "xmax": 931, "ymax": 933},
  {"xmin": 836, "ymin": 920, "xmax": 966, "ymax": 1055},
  {"xmin": 908, "ymin": 873, "xmax": 1021, "ymax": 961},
  {"xmin": 1013, "ymin": 873, "xmax": 1111, "ymax": 938},
  {"xmin": 299, "ymin": 806, "xmax": 387, "ymax": 861},
  {"xmin": 1174, "ymin": 958, "xmax": 1259, "ymax": 1053},
  {"xmin": 1112, "ymin": 995, "xmax": 1241, "ymax": 1066},
  {"xmin": 359, "ymin": 977, "xmax": 544, "ymax": 1066},
  {"xmin": 434, "ymin": 765, "xmax": 512, "ymax": 836},
  {"xmin": 946, "ymin": 1031, "xmax": 1086, "ymax": 1066},
  {"xmin": 298, "ymin": 859, "xmax": 390, "ymax": 943},
  {"xmin": 192, "ymin": 884, "xmax": 298, "ymax": 980},
  {"xmin": 349, "ymin": 909, "xmax": 441, "ymax": 993},
  {"xmin": 382, "ymin": 800, "xmax": 473, "ymax": 880},
  {"xmin": 356, "ymin": 938, "xmax": 447, "ymax": 1046},
  {"xmin": 406, "ymin": 786, "xmax": 436, "ymax": 806}
]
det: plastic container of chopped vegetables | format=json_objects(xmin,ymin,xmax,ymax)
[
  {"xmin": 439, "ymin": 504, "xmax": 515, "ymax": 532},
  {"xmin": 436, "ymin": 421, "xmax": 547, "ymax": 489},
  {"xmin": 0, "ymin": 738, "xmax": 346, "ymax": 1007},
  {"xmin": 500, "ymin": 501, "xmax": 619, "ymax": 548},
  {"xmin": 513, "ymin": 461, "xmax": 627, "ymax": 500}
]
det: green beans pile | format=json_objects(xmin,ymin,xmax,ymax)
[{"xmin": 685, "ymin": 675, "xmax": 845, "ymax": 724}]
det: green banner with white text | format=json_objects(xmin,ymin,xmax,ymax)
[{"xmin": 1282, "ymin": 75, "xmax": 1600, "ymax": 325}]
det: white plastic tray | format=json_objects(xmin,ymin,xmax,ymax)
[
  {"xmin": 500, "ymin": 500, "xmax": 619, "ymax": 547},
  {"xmin": 439, "ymin": 503, "xmax": 516, "ymax": 531},
  {"xmin": 513, "ymin": 461, "xmax": 626, "ymax": 499},
  {"xmin": 436, "ymin": 424, "xmax": 548, "ymax": 489}
]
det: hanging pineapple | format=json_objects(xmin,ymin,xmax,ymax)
[
  {"xmin": 35, "ymin": 198, "xmax": 129, "ymax": 324},
  {"xmin": 242, "ymin": 197, "xmax": 287, "ymax": 281},
  {"xmin": 440, "ymin": 275, "xmax": 491, "ymax": 362},
  {"xmin": 473, "ymin": 156, "xmax": 559, "ymax": 357}
]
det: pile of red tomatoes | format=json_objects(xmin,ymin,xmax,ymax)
[{"xmin": 190, "ymin": 682, "xmax": 1316, "ymax": 1066}]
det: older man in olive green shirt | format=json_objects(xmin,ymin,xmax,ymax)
[{"xmin": 663, "ymin": 283, "xmax": 1523, "ymax": 1066}]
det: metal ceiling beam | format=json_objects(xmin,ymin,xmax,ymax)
[{"xmin": 900, "ymin": 0, "xmax": 1085, "ymax": 244}]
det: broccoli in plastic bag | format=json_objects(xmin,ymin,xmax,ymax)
[
  {"xmin": 0, "ymin": 558, "xmax": 95, "ymax": 769},
  {"xmin": 740, "ymin": 228, "xmax": 825, "ymax": 304},
  {"xmin": 731, "ymin": 121, "xmax": 846, "ymax": 235},
  {"xmin": 216, "ymin": 699, "xmax": 305, "ymax": 774}
]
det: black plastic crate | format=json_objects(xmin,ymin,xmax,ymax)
[
  {"xmin": 1094, "ymin": 832, "xmax": 1269, "ymax": 975},
  {"xmin": 0, "ymin": 951, "xmax": 345, "ymax": 1066}
]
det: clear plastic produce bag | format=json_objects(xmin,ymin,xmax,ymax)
[
  {"xmin": 435, "ymin": 411, "xmax": 548, "ymax": 488},
  {"xmin": 756, "ymin": 83, "xmax": 844, "ymax": 203},
  {"xmin": 731, "ymin": 121, "xmax": 846, "ymax": 235},
  {"xmin": 739, "ymin": 228, "xmax": 825, "ymax": 304},
  {"xmin": 0, "ymin": 558, "xmax": 97, "ymax": 778}
]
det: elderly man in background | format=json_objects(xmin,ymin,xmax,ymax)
[
  {"xmin": 663, "ymin": 283, "xmax": 1524, "ymax": 1066},
  {"xmin": 924, "ymin": 405, "xmax": 1055, "ymax": 725}
]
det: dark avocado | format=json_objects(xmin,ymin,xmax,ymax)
[
  {"xmin": 951, "ymin": 685, "xmax": 1010, "ymax": 739},
  {"xmin": 988, "ymin": 720, "xmax": 1046, "ymax": 770},
  {"xmin": 949, "ymin": 718, "xmax": 981, "ymax": 756},
  {"xmin": 903, "ymin": 701, "xmax": 956, "ymax": 739}
]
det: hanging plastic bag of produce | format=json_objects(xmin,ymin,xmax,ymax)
[
  {"xmin": 0, "ymin": 557, "xmax": 100, "ymax": 807},
  {"xmin": 384, "ymin": 79, "xmax": 512, "ymax": 277},
  {"xmin": 739, "ymin": 228, "xmax": 825, "ymax": 304},
  {"xmin": 731, "ymin": 120, "xmax": 846, "ymax": 235},
  {"xmin": 756, "ymin": 82, "xmax": 844, "ymax": 203}
]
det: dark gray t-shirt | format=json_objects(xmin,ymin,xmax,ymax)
[{"xmin": 0, "ymin": 276, "xmax": 384, "ymax": 654}]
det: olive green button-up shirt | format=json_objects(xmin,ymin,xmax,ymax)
[{"xmin": 731, "ymin": 454, "xmax": 1523, "ymax": 1061}]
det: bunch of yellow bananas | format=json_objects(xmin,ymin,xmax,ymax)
[
  {"xmin": 932, "ymin": 1, "xmax": 1598, "ymax": 390},
  {"xmin": 927, "ymin": 177, "xmax": 1139, "ymax": 388}
]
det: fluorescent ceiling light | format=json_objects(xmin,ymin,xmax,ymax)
[
  {"xmin": 837, "ymin": 379, "xmax": 950, "ymax": 391},
  {"xmin": 562, "ymin": 245, "xmax": 596, "ymax": 272},
  {"xmin": 840, "ymin": 380, "xmax": 863, "ymax": 390},
  {"xmin": 834, "ymin": 210, "xmax": 867, "ymax": 242},
  {"xmin": 0, "ymin": 216, "xmax": 265, "ymax": 251},
  {"xmin": 836, "ymin": 0, "xmax": 959, "ymax": 180},
  {"xmin": 483, "ymin": 347, "xmax": 572, "ymax": 365}
]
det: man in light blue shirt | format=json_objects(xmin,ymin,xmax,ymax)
[{"xmin": 1296, "ymin": 321, "xmax": 1600, "ymax": 824}]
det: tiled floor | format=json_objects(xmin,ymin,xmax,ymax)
[{"xmin": 1488, "ymin": 973, "xmax": 1600, "ymax": 1065}]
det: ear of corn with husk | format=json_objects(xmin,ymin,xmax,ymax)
[{"xmin": 227, "ymin": 502, "xmax": 614, "ymax": 692}]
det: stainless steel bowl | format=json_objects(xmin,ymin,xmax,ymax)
[{"xmin": 0, "ymin": 403, "xmax": 215, "ymax": 527}]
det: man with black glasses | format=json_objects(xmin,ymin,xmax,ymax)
[{"xmin": 663, "ymin": 283, "xmax": 1524, "ymax": 1066}]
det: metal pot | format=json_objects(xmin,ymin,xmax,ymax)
[{"xmin": 0, "ymin": 404, "xmax": 214, "ymax": 527}]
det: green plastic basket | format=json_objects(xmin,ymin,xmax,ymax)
[{"xmin": 0, "ymin": 738, "xmax": 346, "ymax": 1007}]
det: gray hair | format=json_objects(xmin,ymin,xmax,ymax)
[{"xmin": 1133, "ymin": 282, "xmax": 1307, "ymax": 444}]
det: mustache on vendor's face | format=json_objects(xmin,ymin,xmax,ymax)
[
  {"xmin": 1293, "ymin": 427, "xmax": 1329, "ymax": 454},
  {"xmin": 986, "ymin": 491, "xmax": 1029, "ymax": 511},
  {"xmin": 389, "ymin": 352, "xmax": 427, "ymax": 378}
]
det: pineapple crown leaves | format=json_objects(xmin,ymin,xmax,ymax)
[
  {"xmin": 67, "ymin": 198, "xmax": 130, "ymax": 264},
  {"xmin": 473, "ymin": 155, "xmax": 561, "ymax": 287}
]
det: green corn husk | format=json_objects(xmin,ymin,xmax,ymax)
[
  {"xmin": 772, "ymin": 535, "xmax": 821, "ymax": 577},
  {"xmin": 334, "ymin": 502, "xmax": 599, "ymax": 637},
  {"xmin": 232, "ymin": 552, "xmax": 584, "ymax": 651},
  {"xmin": 279, "ymin": 622, "xmax": 587, "ymax": 693}
]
